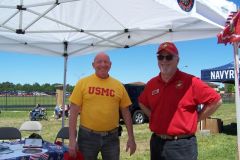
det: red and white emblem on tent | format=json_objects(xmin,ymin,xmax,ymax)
[{"xmin": 177, "ymin": 0, "xmax": 194, "ymax": 12}]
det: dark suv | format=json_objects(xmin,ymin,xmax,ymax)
[{"xmin": 124, "ymin": 83, "xmax": 148, "ymax": 124}]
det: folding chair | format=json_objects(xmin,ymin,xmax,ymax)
[
  {"xmin": 54, "ymin": 127, "xmax": 69, "ymax": 145},
  {"xmin": 0, "ymin": 127, "xmax": 22, "ymax": 140}
]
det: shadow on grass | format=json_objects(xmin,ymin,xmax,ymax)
[{"xmin": 222, "ymin": 123, "xmax": 237, "ymax": 135}]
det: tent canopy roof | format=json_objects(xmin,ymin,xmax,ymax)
[
  {"xmin": 0, "ymin": 0, "xmax": 236, "ymax": 57},
  {"xmin": 201, "ymin": 60, "xmax": 240, "ymax": 83},
  {"xmin": 203, "ymin": 60, "xmax": 238, "ymax": 71}
]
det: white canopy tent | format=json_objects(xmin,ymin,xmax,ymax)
[{"xmin": 0, "ymin": 0, "xmax": 237, "ymax": 127}]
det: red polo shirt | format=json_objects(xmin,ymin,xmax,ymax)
[{"xmin": 138, "ymin": 70, "xmax": 221, "ymax": 135}]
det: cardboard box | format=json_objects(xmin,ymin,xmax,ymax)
[{"xmin": 200, "ymin": 117, "xmax": 223, "ymax": 134}]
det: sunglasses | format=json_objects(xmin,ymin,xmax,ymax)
[{"xmin": 157, "ymin": 54, "xmax": 174, "ymax": 61}]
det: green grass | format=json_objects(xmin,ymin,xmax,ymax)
[{"xmin": 0, "ymin": 103, "xmax": 237, "ymax": 160}]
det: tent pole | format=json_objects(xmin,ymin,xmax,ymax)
[
  {"xmin": 200, "ymin": 104, "xmax": 203, "ymax": 130},
  {"xmin": 233, "ymin": 42, "xmax": 240, "ymax": 159},
  {"xmin": 62, "ymin": 41, "xmax": 68, "ymax": 128}
]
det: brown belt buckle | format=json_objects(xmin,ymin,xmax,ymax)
[
  {"xmin": 161, "ymin": 135, "xmax": 168, "ymax": 139},
  {"xmin": 97, "ymin": 128, "xmax": 117, "ymax": 136},
  {"xmin": 99, "ymin": 132, "xmax": 108, "ymax": 136}
]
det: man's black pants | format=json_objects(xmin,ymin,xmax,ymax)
[{"xmin": 150, "ymin": 133, "xmax": 198, "ymax": 160}]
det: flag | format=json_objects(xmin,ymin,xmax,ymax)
[
  {"xmin": 30, "ymin": 153, "xmax": 49, "ymax": 160},
  {"xmin": 217, "ymin": 11, "xmax": 240, "ymax": 45}
]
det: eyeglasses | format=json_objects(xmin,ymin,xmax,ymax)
[{"xmin": 157, "ymin": 55, "xmax": 174, "ymax": 61}]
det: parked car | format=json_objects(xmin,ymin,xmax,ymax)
[{"xmin": 123, "ymin": 83, "xmax": 148, "ymax": 124}]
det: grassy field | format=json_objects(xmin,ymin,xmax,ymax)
[{"xmin": 0, "ymin": 103, "xmax": 237, "ymax": 160}]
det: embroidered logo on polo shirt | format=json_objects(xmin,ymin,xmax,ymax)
[
  {"xmin": 152, "ymin": 89, "xmax": 159, "ymax": 95},
  {"xmin": 162, "ymin": 43, "xmax": 168, "ymax": 48},
  {"xmin": 175, "ymin": 80, "xmax": 183, "ymax": 89}
]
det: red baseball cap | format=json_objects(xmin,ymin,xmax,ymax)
[{"xmin": 157, "ymin": 42, "xmax": 178, "ymax": 56}]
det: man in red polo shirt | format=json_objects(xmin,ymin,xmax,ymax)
[{"xmin": 138, "ymin": 42, "xmax": 222, "ymax": 160}]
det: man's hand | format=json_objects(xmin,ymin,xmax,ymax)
[
  {"xmin": 68, "ymin": 103, "xmax": 80, "ymax": 158},
  {"xmin": 198, "ymin": 99, "xmax": 222, "ymax": 122},
  {"xmin": 68, "ymin": 140, "xmax": 78, "ymax": 158},
  {"xmin": 120, "ymin": 107, "xmax": 136, "ymax": 156},
  {"xmin": 126, "ymin": 138, "xmax": 136, "ymax": 156}
]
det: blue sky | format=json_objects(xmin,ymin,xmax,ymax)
[{"xmin": 0, "ymin": 1, "xmax": 239, "ymax": 86}]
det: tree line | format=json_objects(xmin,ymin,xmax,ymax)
[
  {"xmin": 0, "ymin": 81, "xmax": 235, "ymax": 94},
  {"xmin": 0, "ymin": 82, "xmax": 74, "ymax": 93}
]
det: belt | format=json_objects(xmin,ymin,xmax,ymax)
[
  {"xmin": 80, "ymin": 126, "xmax": 118, "ymax": 136},
  {"xmin": 155, "ymin": 134, "xmax": 195, "ymax": 140}
]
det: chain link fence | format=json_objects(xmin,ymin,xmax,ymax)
[
  {"xmin": 0, "ymin": 93, "xmax": 69, "ymax": 111},
  {"xmin": 220, "ymin": 93, "xmax": 235, "ymax": 103},
  {"xmin": 0, "ymin": 92, "xmax": 235, "ymax": 111}
]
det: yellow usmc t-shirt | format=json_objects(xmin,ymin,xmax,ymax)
[{"xmin": 69, "ymin": 74, "xmax": 131, "ymax": 131}]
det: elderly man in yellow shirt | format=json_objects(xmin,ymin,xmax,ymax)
[{"xmin": 68, "ymin": 52, "xmax": 136, "ymax": 160}]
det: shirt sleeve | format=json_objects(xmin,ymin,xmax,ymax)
[
  {"xmin": 120, "ymin": 85, "xmax": 132, "ymax": 108},
  {"xmin": 192, "ymin": 77, "xmax": 221, "ymax": 105},
  {"xmin": 138, "ymin": 84, "xmax": 150, "ymax": 109},
  {"xmin": 69, "ymin": 80, "xmax": 83, "ymax": 106}
]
